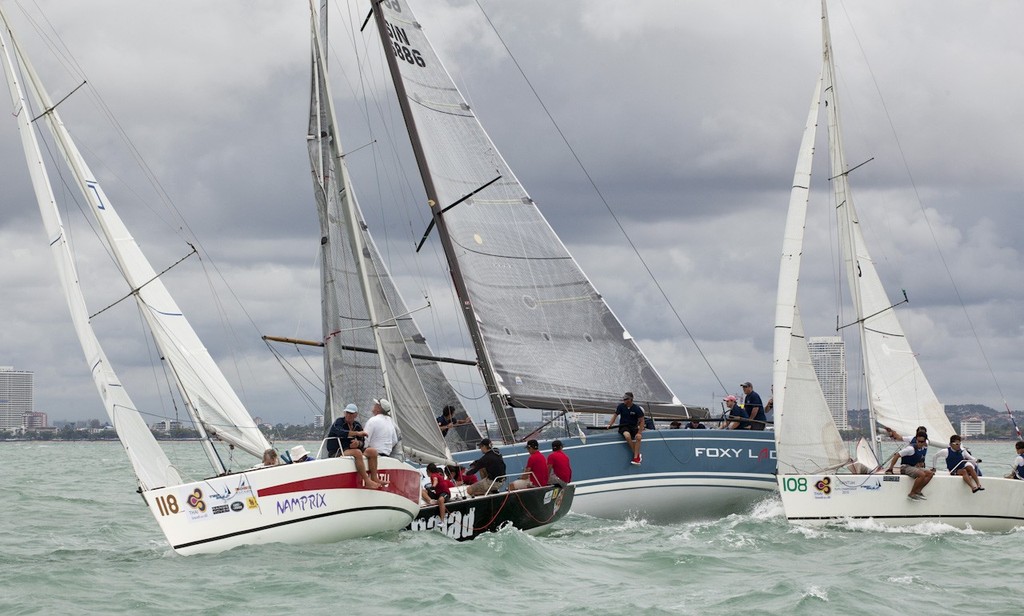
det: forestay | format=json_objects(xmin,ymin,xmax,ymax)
[{"xmin": 374, "ymin": 0, "xmax": 679, "ymax": 413}]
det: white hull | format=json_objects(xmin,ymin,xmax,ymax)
[
  {"xmin": 778, "ymin": 473, "xmax": 1024, "ymax": 532},
  {"xmin": 573, "ymin": 474, "xmax": 776, "ymax": 523},
  {"xmin": 144, "ymin": 457, "xmax": 421, "ymax": 555}
]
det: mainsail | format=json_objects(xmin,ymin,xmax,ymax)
[
  {"xmin": 308, "ymin": 2, "xmax": 477, "ymax": 460},
  {"xmin": 0, "ymin": 10, "xmax": 179, "ymax": 489},
  {"xmin": 0, "ymin": 9, "xmax": 269, "ymax": 464},
  {"xmin": 821, "ymin": 0, "xmax": 953, "ymax": 443},
  {"xmin": 371, "ymin": 0, "xmax": 680, "ymax": 426}
]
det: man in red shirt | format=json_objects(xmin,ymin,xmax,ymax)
[
  {"xmin": 547, "ymin": 440, "xmax": 572, "ymax": 488},
  {"xmin": 509, "ymin": 439, "xmax": 549, "ymax": 490}
]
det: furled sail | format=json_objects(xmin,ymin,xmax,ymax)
[
  {"xmin": 308, "ymin": 3, "xmax": 477, "ymax": 460},
  {"xmin": 373, "ymin": 0, "xmax": 680, "ymax": 414},
  {"xmin": 821, "ymin": 1, "xmax": 953, "ymax": 442},
  {"xmin": 1, "ymin": 11, "xmax": 269, "ymax": 460},
  {"xmin": 0, "ymin": 11, "xmax": 179, "ymax": 489},
  {"xmin": 773, "ymin": 76, "xmax": 851, "ymax": 474}
]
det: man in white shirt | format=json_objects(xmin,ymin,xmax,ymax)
[{"xmin": 364, "ymin": 397, "xmax": 399, "ymax": 481}]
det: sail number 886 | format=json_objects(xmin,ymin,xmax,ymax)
[
  {"xmin": 393, "ymin": 42, "xmax": 426, "ymax": 67},
  {"xmin": 782, "ymin": 477, "xmax": 807, "ymax": 492}
]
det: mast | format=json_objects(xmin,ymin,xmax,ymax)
[
  {"xmin": 369, "ymin": 0, "xmax": 515, "ymax": 441},
  {"xmin": 5, "ymin": 17, "xmax": 230, "ymax": 474},
  {"xmin": 821, "ymin": 0, "xmax": 879, "ymax": 454},
  {"xmin": 311, "ymin": 1, "xmax": 398, "ymax": 425}
]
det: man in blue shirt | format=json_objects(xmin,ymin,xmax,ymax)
[
  {"xmin": 606, "ymin": 391, "xmax": 645, "ymax": 465},
  {"xmin": 740, "ymin": 382, "xmax": 766, "ymax": 430}
]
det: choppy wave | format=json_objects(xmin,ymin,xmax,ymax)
[{"xmin": 2, "ymin": 441, "xmax": 1022, "ymax": 616}]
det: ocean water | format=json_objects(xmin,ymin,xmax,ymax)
[{"xmin": 2, "ymin": 440, "xmax": 1020, "ymax": 615}]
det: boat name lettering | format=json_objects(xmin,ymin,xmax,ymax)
[
  {"xmin": 377, "ymin": 472, "xmax": 391, "ymax": 485},
  {"xmin": 384, "ymin": 20, "xmax": 426, "ymax": 68},
  {"xmin": 781, "ymin": 477, "xmax": 808, "ymax": 492},
  {"xmin": 695, "ymin": 447, "xmax": 776, "ymax": 460},
  {"xmin": 275, "ymin": 493, "xmax": 328, "ymax": 515},
  {"xmin": 154, "ymin": 494, "xmax": 180, "ymax": 516},
  {"xmin": 409, "ymin": 507, "xmax": 476, "ymax": 540}
]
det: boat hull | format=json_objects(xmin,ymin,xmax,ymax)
[
  {"xmin": 454, "ymin": 429, "xmax": 776, "ymax": 523},
  {"xmin": 144, "ymin": 457, "xmax": 421, "ymax": 555},
  {"xmin": 778, "ymin": 473, "xmax": 1024, "ymax": 532},
  {"xmin": 407, "ymin": 484, "xmax": 574, "ymax": 540}
]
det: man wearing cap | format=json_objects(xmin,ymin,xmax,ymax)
[
  {"xmin": 509, "ymin": 439, "xmax": 550, "ymax": 491},
  {"xmin": 740, "ymin": 382, "xmax": 766, "ymax": 430},
  {"xmin": 547, "ymin": 440, "xmax": 572, "ymax": 488},
  {"xmin": 365, "ymin": 398, "xmax": 399, "ymax": 457},
  {"xmin": 364, "ymin": 398, "xmax": 398, "ymax": 484},
  {"xmin": 723, "ymin": 395, "xmax": 749, "ymax": 430},
  {"xmin": 606, "ymin": 391, "xmax": 645, "ymax": 465},
  {"xmin": 465, "ymin": 438, "xmax": 507, "ymax": 496},
  {"xmin": 327, "ymin": 404, "xmax": 381, "ymax": 489}
]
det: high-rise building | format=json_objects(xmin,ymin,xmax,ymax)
[
  {"xmin": 808, "ymin": 337, "xmax": 849, "ymax": 430},
  {"xmin": 0, "ymin": 366, "xmax": 33, "ymax": 430}
]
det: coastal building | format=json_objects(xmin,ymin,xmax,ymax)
[
  {"xmin": 22, "ymin": 411, "xmax": 48, "ymax": 429},
  {"xmin": 0, "ymin": 366, "xmax": 33, "ymax": 430},
  {"xmin": 313, "ymin": 414, "xmax": 324, "ymax": 430},
  {"xmin": 960, "ymin": 417, "xmax": 985, "ymax": 437},
  {"xmin": 152, "ymin": 420, "xmax": 183, "ymax": 433},
  {"xmin": 808, "ymin": 337, "xmax": 849, "ymax": 430}
]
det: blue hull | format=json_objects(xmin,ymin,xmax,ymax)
[{"xmin": 453, "ymin": 429, "xmax": 777, "ymax": 523}]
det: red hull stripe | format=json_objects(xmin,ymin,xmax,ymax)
[
  {"xmin": 258, "ymin": 473, "xmax": 362, "ymax": 497},
  {"xmin": 257, "ymin": 470, "xmax": 421, "ymax": 501}
]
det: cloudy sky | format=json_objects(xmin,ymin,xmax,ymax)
[{"xmin": 1, "ymin": 0, "xmax": 1021, "ymax": 426}]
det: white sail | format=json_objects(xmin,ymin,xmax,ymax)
[
  {"xmin": 773, "ymin": 76, "xmax": 851, "ymax": 473},
  {"xmin": 1, "ymin": 9, "xmax": 269, "ymax": 461},
  {"xmin": 308, "ymin": 3, "xmax": 473, "ymax": 461},
  {"xmin": 372, "ymin": 0, "xmax": 680, "ymax": 418},
  {"xmin": 821, "ymin": 1, "xmax": 953, "ymax": 442},
  {"xmin": 0, "ymin": 11, "xmax": 179, "ymax": 490}
]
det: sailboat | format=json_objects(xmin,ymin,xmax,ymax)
[
  {"xmin": 300, "ymin": 1, "xmax": 573, "ymax": 540},
  {"xmin": 773, "ymin": 1, "xmax": 1024, "ymax": 531},
  {"xmin": 0, "ymin": 6, "xmax": 421, "ymax": 555},
  {"xmin": 319, "ymin": 0, "xmax": 778, "ymax": 523}
]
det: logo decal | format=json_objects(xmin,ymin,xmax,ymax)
[
  {"xmin": 815, "ymin": 477, "xmax": 832, "ymax": 495},
  {"xmin": 187, "ymin": 488, "xmax": 206, "ymax": 512}
]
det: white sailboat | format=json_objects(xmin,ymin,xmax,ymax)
[
  {"xmin": 0, "ymin": 5, "xmax": 421, "ymax": 555},
  {"xmin": 773, "ymin": 1, "xmax": 1024, "ymax": 531},
  {"xmin": 331, "ymin": 0, "xmax": 777, "ymax": 523}
]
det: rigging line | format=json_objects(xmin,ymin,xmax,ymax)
[
  {"xmin": 839, "ymin": 3, "xmax": 1012, "ymax": 411},
  {"xmin": 472, "ymin": 1, "xmax": 725, "ymax": 393}
]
